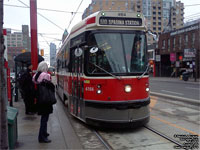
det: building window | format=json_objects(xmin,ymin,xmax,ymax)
[
  {"xmin": 173, "ymin": 38, "xmax": 176, "ymax": 49},
  {"xmin": 112, "ymin": 1, "xmax": 115, "ymax": 6},
  {"xmin": 179, "ymin": 36, "xmax": 181, "ymax": 48},
  {"xmin": 168, "ymin": 39, "xmax": 170, "ymax": 51},
  {"xmin": 106, "ymin": 0, "xmax": 108, "ymax": 5},
  {"xmin": 185, "ymin": 34, "xmax": 188, "ymax": 47},
  {"xmin": 162, "ymin": 40, "xmax": 165, "ymax": 49},
  {"xmin": 192, "ymin": 33, "xmax": 195, "ymax": 47}
]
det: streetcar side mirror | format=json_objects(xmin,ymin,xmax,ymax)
[
  {"xmin": 147, "ymin": 30, "xmax": 158, "ymax": 42},
  {"xmin": 90, "ymin": 47, "xmax": 98, "ymax": 53},
  {"xmin": 75, "ymin": 48, "xmax": 83, "ymax": 57}
]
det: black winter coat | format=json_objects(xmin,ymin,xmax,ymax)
[
  {"xmin": 34, "ymin": 72, "xmax": 54, "ymax": 116},
  {"xmin": 37, "ymin": 103, "xmax": 53, "ymax": 116}
]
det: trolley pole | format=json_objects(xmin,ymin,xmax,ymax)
[{"xmin": 30, "ymin": 0, "xmax": 38, "ymax": 72}]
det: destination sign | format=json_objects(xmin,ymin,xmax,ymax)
[{"xmin": 99, "ymin": 17, "xmax": 142, "ymax": 26}]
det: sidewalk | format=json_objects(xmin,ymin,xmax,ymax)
[
  {"xmin": 13, "ymin": 94, "xmax": 82, "ymax": 149},
  {"xmin": 150, "ymin": 76, "xmax": 199, "ymax": 84},
  {"xmin": 149, "ymin": 76, "xmax": 200, "ymax": 105}
]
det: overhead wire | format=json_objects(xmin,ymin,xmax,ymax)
[
  {"xmin": 4, "ymin": 4, "xmax": 83, "ymax": 13},
  {"xmin": 17, "ymin": 0, "xmax": 65, "ymax": 31},
  {"xmin": 66, "ymin": 0, "xmax": 84, "ymax": 30}
]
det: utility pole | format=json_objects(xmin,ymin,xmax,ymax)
[
  {"xmin": 0, "ymin": 0, "xmax": 9, "ymax": 149},
  {"xmin": 30, "ymin": 0, "xmax": 38, "ymax": 72}
]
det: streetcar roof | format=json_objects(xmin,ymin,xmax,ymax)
[{"xmin": 57, "ymin": 11, "xmax": 147, "ymax": 56}]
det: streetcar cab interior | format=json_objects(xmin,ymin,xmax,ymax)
[{"xmin": 84, "ymin": 31, "xmax": 148, "ymax": 76}]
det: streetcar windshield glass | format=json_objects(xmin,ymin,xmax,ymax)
[{"xmin": 86, "ymin": 32, "xmax": 147, "ymax": 75}]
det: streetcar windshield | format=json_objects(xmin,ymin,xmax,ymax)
[{"xmin": 86, "ymin": 31, "xmax": 147, "ymax": 75}]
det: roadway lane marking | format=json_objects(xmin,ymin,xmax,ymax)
[
  {"xmin": 161, "ymin": 90, "xmax": 184, "ymax": 96},
  {"xmin": 151, "ymin": 115, "xmax": 200, "ymax": 136},
  {"xmin": 150, "ymin": 96, "xmax": 157, "ymax": 108},
  {"xmin": 185, "ymin": 87, "xmax": 199, "ymax": 90}
]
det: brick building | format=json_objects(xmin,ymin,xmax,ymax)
[
  {"xmin": 157, "ymin": 22, "xmax": 200, "ymax": 78},
  {"xmin": 6, "ymin": 25, "xmax": 31, "ymax": 71}
]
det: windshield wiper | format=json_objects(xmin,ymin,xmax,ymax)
[
  {"xmin": 137, "ymin": 64, "xmax": 149, "ymax": 80},
  {"xmin": 89, "ymin": 62, "xmax": 121, "ymax": 80}
]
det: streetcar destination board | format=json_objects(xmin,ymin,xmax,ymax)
[{"xmin": 99, "ymin": 17, "xmax": 142, "ymax": 26}]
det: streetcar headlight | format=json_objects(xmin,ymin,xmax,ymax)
[
  {"xmin": 97, "ymin": 89, "xmax": 102, "ymax": 94},
  {"xmin": 146, "ymin": 87, "xmax": 150, "ymax": 92},
  {"xmin": 125, "ymin": 85, "xmax": 132, "ymax": 93},
  {"xmin": 137, "ymin": 14, "xmax": 141, "ymax": 17},
  {"xmin": 101, "ymin": 12, "xmax": 106, "ymax": 16}
]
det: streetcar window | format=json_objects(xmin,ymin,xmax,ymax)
[
  {"xmin": 123, "ymin": 34, "xmax": 147, "ymax": 72},
  {"xmin": 86, "ymin": 31, "xmax": 147, "ymax": 75}
]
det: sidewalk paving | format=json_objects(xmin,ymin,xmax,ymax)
[
  {"xmin": 149, "ymin": 76, "xmax": 200, "ymax": 105},
  {"xmin": 150, "ymin": 76, "xmax": 199, "ymax": 84},
  {"xmin": 13, "ymin": 94, "xmax": 82, "ymax": 149}
]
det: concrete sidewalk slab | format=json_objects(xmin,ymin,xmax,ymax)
[
  {"xmin": 150, "ymin": 77, "xmax": 199, "ymax": 84},
  {"xmin": 13, "ymin": 95, "xmax": 82, "ymax": 149}
]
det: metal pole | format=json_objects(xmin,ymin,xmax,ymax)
[
  {"xmin": 0, "ymin": 0, "xmax": 9, "ymax": 149},
  {"xmin": 30, "ymin": 0, "xmax": 38, "ymax": 72}
]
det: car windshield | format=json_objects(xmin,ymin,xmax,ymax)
[{"xmin": 86, "ymin": 31, "xmax": 147, "ymax": 75}]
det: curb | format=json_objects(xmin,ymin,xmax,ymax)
[
  {"xmin": 150, "ymin": 92, "xmax": 200, "ymax": 106},
  {"xmin": 150, "ymin": 78, "xmax": 200, "ymax": 85}
]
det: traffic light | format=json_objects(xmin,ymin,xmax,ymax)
[
  {"xmin": 21, "ymin": 49, "xmax": 26, "ymax": 53},
  {"xmin": 40, "ymin": 49, "xmax": 44, "ymax": 56}
]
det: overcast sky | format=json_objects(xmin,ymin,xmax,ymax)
[{"xmin": 3, "ymin": 0, "xmax": 200, "ymax": 61}]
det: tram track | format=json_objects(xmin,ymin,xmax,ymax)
[
  {"xmin": 144, "ymin": 125, "xmax": 185, "ymax": 149},
  {"xmin": 92, "ymin": 129, "xmax": 113, "ymax": 150},
  {"xmin": 57, "ymin": 94, "xmax": 113, "ymax": 149}
]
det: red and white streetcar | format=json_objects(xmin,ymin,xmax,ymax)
[{"xmin": 56, "ymin": 11, "xmax": 151, "ymax": 127}]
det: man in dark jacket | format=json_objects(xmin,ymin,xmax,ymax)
[{"xmin": 17, "ymin": 65, "xmax": 36, "ymax": 115}]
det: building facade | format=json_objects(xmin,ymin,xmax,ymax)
[
  {"xmin": 82, "ymin": 0, "xmax": 184, "ymax": 44},
  {"xmin": 22, "ymin": 25, "xmax": 31, "ymax": 51},
  {"xmin": 50, "ymin": 43, "xmax": 57, "ymax": 67},
  {"xmin": 6, "ymin": 25, "xmax": 31, "ymax": 71},
  {"xmin": 157, "ymin": 22, "xmax": 200, "ymax": 78}
]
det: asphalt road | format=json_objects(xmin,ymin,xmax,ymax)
[{"xmin": 149, "ymin": 77, "xmax": 200, "ymax": 101}]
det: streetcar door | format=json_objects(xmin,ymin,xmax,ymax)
[{"xmin": 71, "ymin": 47, "xmax": 83, "ymax": 118}]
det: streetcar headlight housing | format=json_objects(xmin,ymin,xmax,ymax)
[
  {"xmin": 146, "ymin": 87, "xmax": 150, "ymax": 92},
  {"xmin": 97, "ymin": 89, "xmax": 102, "ymax": 94},
  {"xmin": 125, "ymin": 85, "xmax": 132, "ymax": 93}
]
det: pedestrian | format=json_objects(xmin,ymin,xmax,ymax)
[
  {"xmin": 32, "ymin": 61, "xmax": 53, "ymax": 143},
  {"xmin": 17, "ymin": 64, "xmax": 36, "ymax": 115}
]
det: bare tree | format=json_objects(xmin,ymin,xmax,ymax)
[{"xmin": 0, "ymin": 0, "xmax": 9, "ymax": 149}]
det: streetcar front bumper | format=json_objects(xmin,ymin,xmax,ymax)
[{"xmin": 84, "ymin": 98, "xmax": 150, "ymax": 127}]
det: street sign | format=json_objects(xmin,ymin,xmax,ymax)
[
  {"xmin": 184, "ymin": 48, "xmax": 196, "ymax": 58},
  {"xmin": 170, "ymin": 53, "xmax": 176, "ymax": 62},
  {"xmin": 155, "ymin": 55, "xmax": 160, "ymax": 62}
]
